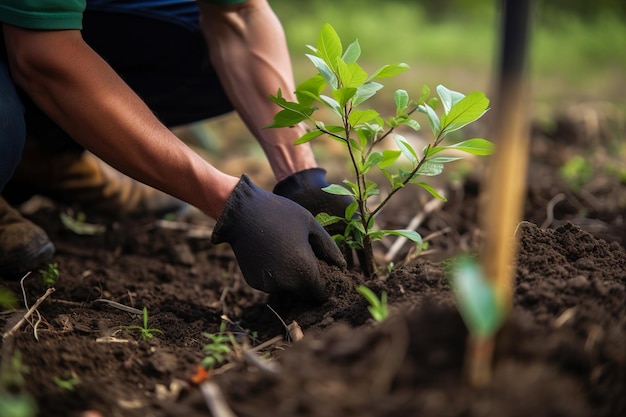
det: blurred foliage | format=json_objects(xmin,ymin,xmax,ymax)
[{"xmin": 271, "ymin": 0, "xmax": 626, "ymax": 117}]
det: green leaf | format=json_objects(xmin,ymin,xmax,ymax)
[
  {"xmin": 400, "ymin": 118, "xmax": 421, "ymax": 131},
  {"xmin": 382, "ymin": 229, "xmax": 423, "ymax": 246},
  {"xmin": 337, "ymin": 59, "xmax": 368, "ymax": 89},
  {"xmin": 394, "ymin": 135, "xmax": 418, "ymax": 163},
  {"xmin": 306, "ymin": 54, "xmax": 337, "ymax": 87},
  {"xmin": 448, "ymin": 138, "xmax": 495, "ymax": 155},
  {"xmin": 369, "ymin": 63, "xmax": 410, "ymax": 79},
  {"xmin": 352, "ymin": 82, "xmax": 383, "ymax": 107},
  {"xmin": 429, "ymin": 156, "xmax": 462, "ymax": 164},
  {"xmin": 440, "ymin": 91, "xmax": 489, "ymax": 135},
  {"xmin": 394, "ymin": 89, "xmax": 409, "ymax": 114},
  {"xmin": 315, "ymin": 212, "xmax": 344, "ymax": 227},
  {"xmin": 356, "ymin": 285, "xmax": 388, "ymax": 322},
  {"xmin": 416, "ymin": 160, "xmax": 444, "ymax": 176},
  {"xmin": 378, "ymin": 149, "xmax": 402, "ymax": 168},
  {"xmin": 342, "ymin": 39, "xmax": 361, "ymax": 64},
  {"xmin": 449, "ymin": 257, "xmax": 505, "ymax": 337},
  {"xmin": 295, "ymin": 75, "xmax": 326, "ymax": 106},
  {"xmin": 348, "ymin": 109, "xmax": 380, "ymax": 126},
  {"xmin": 363, "ymin": 152, "xmax": 383, "ymax": 173},
  {"xmin": 322, "ymin": 184, "xmax": 353, "ymax": 196},
  {"xmin": 267, "ymin": 108, "xmax": 310, "ymax": 128},
  {"xmin": 419, "ymin": 84, "xmax": 431, "ymax": 104},
  {"xmin": 60, "ymin": 212, "xmax": 105, "ymax": 235},
  {"xmin": 436, "ymin": 84, "xmax": 466, "ymax": 114},
  {"xmin": 317, "ymin": 23, "xmax": 342, "ymax": 70},
  {"xmin": 333, "ymin": 86, "xmax": 357, "ymax": 108},
  {"xmin": 414, "ymin": 182, "xmax": 448, "ymax": 201},
  {"xmin": 418, "ymin": 103, "xmax": 441, "ymax": 137},
  {"xmin": 266, "ymin": 89, "xmax": 315, "ymax": 127},
  {"xmin": 319, "ymin": 95, "xmax": 342, "ymax": 117},
  {"xmin": 294, "ymin": 129, "xmax": 324, "ymax": 145},
  {"xmin": 345, "ymin": 201, "xmax": 358, "ymax": 219},
  {"xmin": 365, "ymin": 180, "xmax": 380, "ymax": 198}
]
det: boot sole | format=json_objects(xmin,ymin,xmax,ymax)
[{"xmin": 0, "ymin": 241, "xmax": 56, "ymax": 279}]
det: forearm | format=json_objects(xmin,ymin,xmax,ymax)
[
  {"xmin": 3, "ymin": 25, "xmax": 237, "ymax": 219},
  {"xmin": 198, "ymin": 0, "xmax": 316, "ymax": 181}
]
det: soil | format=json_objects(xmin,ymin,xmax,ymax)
[{"xmin": 1, "ymin": 105, "xmax": 625, "ymax": 417}]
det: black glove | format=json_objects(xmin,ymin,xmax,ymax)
[
  {"xmin": 211, "ymin": 174, "xmax": 346, "ymax": 300},
  {"xmin": 274, "ymin": 168, "xmax": 366, "ymax": 269},
  {"xmin": 273, "ymin": 168, "xmax": 353, "ymax": 237}
]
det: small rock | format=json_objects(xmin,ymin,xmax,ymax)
[{"xmin": 569, "ymin": 275, "xmax": 589, "ymax": 289}]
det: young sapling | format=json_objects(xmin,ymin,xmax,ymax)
[{"xmin": 268, "ymin": 23, "xmax": 493, "ymax": 277}]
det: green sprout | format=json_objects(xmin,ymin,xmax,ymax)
[
  {"xmin": 39, "ymin": 263, "xmax": 59, "ymax": 288},
  {"xmin": 356, "ymin": 285, "xmax": 388, "ymax": 322},
  {"xmin": 268, "ymin": 23, "xmax": 493, "ymax": 277},
  {"xmin": 0, "ymin": 350, "xmax": 38, "ymax": 417},
  {"xmin": 60, "ymin": 210, "xmax": 105, "ymax": 235},
  {"xmin": 201, "ymin": 321, "xmax": 234, "ymax": 369},
  {"xmin": 0, "ymin": 287, "xmax": 17, "ymax": 310},
  {"xmin": 124, "ymin": 307, "xmax": 163, "ymax": 341},
  {"xmin": 559, "ymin": 155, "xmax": 593, "ymax": 190},
  {"xmin": 53, "ymin": 374, "xmax": 80, "ymax": 391}
]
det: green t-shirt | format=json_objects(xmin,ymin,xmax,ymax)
[
  {"xmin": 0, "ymin": 0, "xmax": 86, "ymax": 30},
  {"xmin": 0, "ymin": 0, "xmax": 249, "ymax": 31}
]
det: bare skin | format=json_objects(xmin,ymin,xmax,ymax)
[
  {"xmin": 199, "ymin": 0, "xmax": 317, "ymax": 182},
  {"xmin": 1, "ymin": 0, "xmax": 316, "ymax": 218}
]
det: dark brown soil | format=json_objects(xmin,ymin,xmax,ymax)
[{"xmin": 1, "ymin": 110, "xmax": 625, "ymax": 417}]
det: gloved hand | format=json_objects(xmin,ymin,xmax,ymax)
[
  {"xmin": 211, "ymin": 174, "xmax": 346, "ymax": 300},
  {"xmin": 274, "ymin": 168, "xmax": 365, "ymax": 268},
  {"xmin": 273, "ymin": 168, "xmax": 353, "ymax": 238}
]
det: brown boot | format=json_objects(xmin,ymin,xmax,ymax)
[
  {"xmin": 0, "ymin": 196, "xmax": 55, "ymax": 278},
  {"xmin": 5, "ymin": 141, "xmax": 187, "ymax": 218}
]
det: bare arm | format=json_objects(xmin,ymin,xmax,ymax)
[
  {"xmin": 198, "ymin": 0, "xmax": 317, "ymax": 182},
  {"xmin": 2, "ymin": 24, "xmax": 238, "ymax": 219}
]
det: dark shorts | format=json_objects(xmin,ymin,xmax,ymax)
[{"xmin": 6, "ymin": 0, "xmax": 233, "ymax": 153}]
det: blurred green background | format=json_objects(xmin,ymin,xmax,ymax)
[
  {"xmin": 271, "ymin": 0, "xmax": 626, "ymax": 120},
  {"xmin": 183, "ymin": 0, "xmax": 624, "ymax": 186}
]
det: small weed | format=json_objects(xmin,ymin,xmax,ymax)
[
  {"xmin": 202, "ymin": 321, "xmax": 234, "ymax": 369},
  {"xmin": 60, "ymin": 210, "xmax": 105, "ymax": 235},
  {"xmin": 123, "ymin": 307, "xmax": 163, "ymax": 341},
  {"xmin": 0, "ymin": 350, "xmax": 38, "ymax": 417},
  {"xmin": 356, "ymin": 285, "xmax": 388, "ymax": 322},
  {"xmin": 0, "ymin": 287, "xmax": 17, "ymax": 310},
  {"xmin": 53, "ymin": 374, "xmax": 80, "ymax": 391},
  {"xmin": 39, "ymin": 263, "xmax": 59, "ymax": 288},
  {"xmin": 559, "ymin": 155, "xmax": 593, "ymax": 190}
]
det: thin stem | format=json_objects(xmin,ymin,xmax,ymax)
[{"xmin": 370, "ymin": 143, "xmax": 431, "ymax": 218}]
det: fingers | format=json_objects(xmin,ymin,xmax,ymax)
[{"xmin": 308, "ymin": 221, "xmax": 347, "ymax": 270}]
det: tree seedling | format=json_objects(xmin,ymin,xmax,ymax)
[
  {"xmin": 268, "ymin": 23, "xmax": 493, "ymax": 277},
  {"xmin": 356, "ymin": 285, "xmax": 388, "ymax": 322},
  {"xmin": 123, "ymin": 307, "xmax": 163, "ymax": 341}
]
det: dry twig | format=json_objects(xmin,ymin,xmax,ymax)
[
  {"xmin": 384, "ymin": 196, "xmax": 444, "ymax": 263},
  {"xmin": 3, "ymin": 287, "xmax": 56, "ymax": 340},
  {"xmin": 200, "ymin": 381, "xmax": 238, "ymax": 417}
]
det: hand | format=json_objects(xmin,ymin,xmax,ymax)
[
  {"xmin": 211, "ymin": 174, "xmax": 346, "ymax": 300},
  {"xmin": 273, "ymin": 168, "xmax": 353, "ymax": 237},
  {"xmin": 274, "ymin": 168, "xmax": 365, "ymax": 267}
]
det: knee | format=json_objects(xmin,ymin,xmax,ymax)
[{"xmin": 0, "ymin": 64, "xmax": 26, "ymax": 191}]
